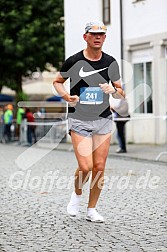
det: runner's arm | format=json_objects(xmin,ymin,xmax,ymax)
[
  {"xmin": 112, "ymin": 79, "xmax": 125, "ymax": 99},
  {"xmin": 53, "ymin": 72, "xmax": 79, "ymax": 103},
  {"xmin": 99, "ymin": 79, "xmax": 125, "ymax": 99}
]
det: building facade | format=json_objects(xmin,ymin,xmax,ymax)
[{"xmin": 64, "ymin": 0, "xmax": 167, "ymax": 144}]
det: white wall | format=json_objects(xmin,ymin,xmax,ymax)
[
  {"xmin": 64, "ymin": 0, "xmax": 121, "ymax": 60},
  {"xmin": 107, "ymin": 0, "xmax": 121, "ymax": 59},
  {"xmin": 64, "ymin": 0, "xmax": 102, "ymax": 58},
  {"xmin": 123, "ymin": 0, "xmax": 167, "ymax": 40}
]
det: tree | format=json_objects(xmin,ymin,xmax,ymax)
[{"xmin": 0, "ymin": 0, "xmax": 64, "ymax": 94}]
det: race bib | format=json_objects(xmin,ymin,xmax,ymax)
[{"xmin": 80, "ymin": 87, "xmax": 103, "ymax": 104}]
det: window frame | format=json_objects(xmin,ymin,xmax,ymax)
[{"xmin": 102, "ymin": 0, "xmax": 111, "ymax": 25}]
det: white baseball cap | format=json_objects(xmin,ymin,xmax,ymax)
[{"xmin": 85, "ymin": 20, "xmax": 107, "ymax": 34}]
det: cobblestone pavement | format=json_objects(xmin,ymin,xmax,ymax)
[{"xmin": 0, "ymin": 143, "xmax": 167, "ymax": 252}]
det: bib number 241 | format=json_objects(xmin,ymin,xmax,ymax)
[{"xmin": 80, "ymin": 87, "xmax": 103, "ymax": 104}]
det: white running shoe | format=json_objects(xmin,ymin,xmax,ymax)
[
  {"xmin": 67, "ymin": 192, "xmax": 81, "ymax": 217},
  {"xmin": 86, "ymin": 209, "xmax": 104, "ymax": 223}
]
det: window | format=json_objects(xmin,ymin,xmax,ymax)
[
  {"xmin": 103, "ymin": 0, "xmax": 110, "ymax": 25},
  {"xmin": 133, "ymin": 62, "xmax": 152, "ymax": 113}
]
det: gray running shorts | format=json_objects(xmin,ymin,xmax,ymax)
[{"xmin": 68, "ymin": 117, "xmax": 112, "ymax": 137}]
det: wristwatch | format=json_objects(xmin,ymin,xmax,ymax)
[{"xmin": 111, "ymin": 86, "xmax": 117, "ymax": 94}]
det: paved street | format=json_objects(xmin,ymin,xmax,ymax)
[{"xmin": 0, "ymin": 143, "xmax": 167, "ymax": 252}]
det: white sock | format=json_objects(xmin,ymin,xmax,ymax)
[
  {"xmin": 74, "ymin": 192, "xmax": 82, "ymax": 198},
  {"xmin": 87, "ymin": 208, "xmax": 96, "ymax": 214},
  {"xmin": 71, "ymin": 192, "xmax": 81, "ymax": 202}
]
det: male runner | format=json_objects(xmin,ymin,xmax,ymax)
[{"xmin": 53, "ymin": 20, "xmax": 124, "ymax": 222}]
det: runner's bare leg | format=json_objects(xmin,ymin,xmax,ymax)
[
  {"xmin": 71, "ymin": 131, "xmax": 111, "ymax": 207},
  {"xmin": 88, "ymin": 133, "xmax": 111, "ymax": 208},
  {"xmin": 71, "ymin": 131, "xmax": 93, "ymax": 195}
]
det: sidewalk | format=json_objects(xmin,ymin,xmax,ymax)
[
  {"xmin": 56, "ymin": 142, "xmax": 167, "ymax": 163},
  {"xmin": 9, "ymin": 140, "xmax": 167, "ymax": 163}
]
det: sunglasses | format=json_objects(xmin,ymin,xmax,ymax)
[
  {"xmin": 86, "ymin": 25, "xmax": 107, "ymax": 33},
  {"xmin": 91, "ymin": 25, "xmax": 107, "ymax": 31}
]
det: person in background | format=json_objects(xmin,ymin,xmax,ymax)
[
  {"xmin": 3, "ymin": 104, "xmax": 13, "ymax": 142},
  {"xmin": 16, "ymin": 107, "xmax": 25, "ymax": 140},
  {"xmin": 25, "ymin": 108, "xmax": 37, "ymax": 146},
  {"xmin": 0, "ymin": 106, "xmax": 3, "ymax": 122},
  {"xmin": 0, "ymin": 106, "xmax": 4, "ymax": 142},
  {"xmin": 110, "ymin": 97, "xmax": 130, "ymax": 153}
]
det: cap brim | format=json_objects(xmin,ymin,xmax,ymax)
[{"xmin": 88, "ymin": 29, "xmax": 106, "ymax": 33}]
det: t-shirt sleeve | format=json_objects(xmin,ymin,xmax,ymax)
[
  {"xmin": 60, "ymin": 56, "xmax": 73, "ymax": 80},
  {"xmin": 108, "ymin": 59, "xmax": 120, "ymax": 83}
]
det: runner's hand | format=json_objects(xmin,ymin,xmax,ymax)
[
  {"xmin": 68, "ymin": 95, "xmax": 79, "ymax": 107},
  {"xmin": 99, "ymin": 83, "xmax": 116, "ymax": 94}
]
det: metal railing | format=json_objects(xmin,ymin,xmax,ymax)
[{"xmin": 0, "ymin": 119, "xmax": 67, "ymax": 144}]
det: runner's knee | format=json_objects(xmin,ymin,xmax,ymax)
[
  {"xmin": 93, "ymin": 162, "xmax": 105, "ymax": 172},
  {"xmin": 78, "ymin": 164, "xmax": 92, "ymax": 173}
]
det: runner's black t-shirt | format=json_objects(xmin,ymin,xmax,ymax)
[{"xmin": 60, "ymin": 50, "xmax": 120, "ymax": 121}]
